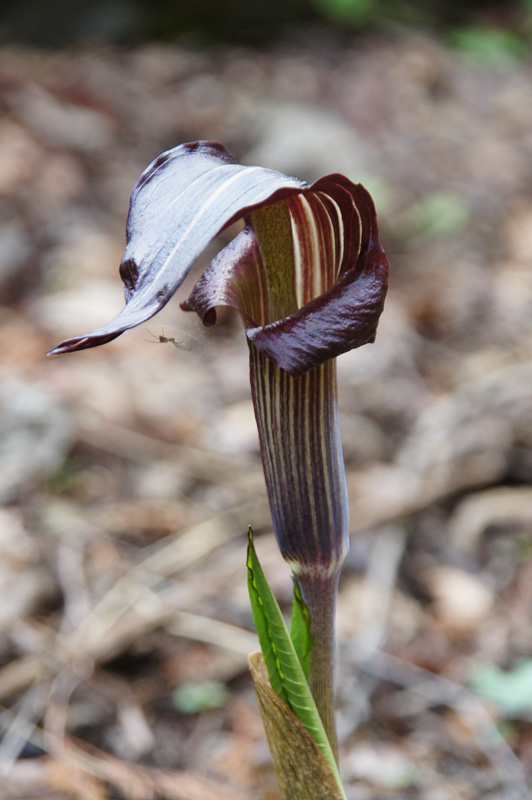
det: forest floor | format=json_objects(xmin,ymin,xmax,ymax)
[{"xmin": 1, "ymin": 26, "xmax": 532, "ymax": 799}]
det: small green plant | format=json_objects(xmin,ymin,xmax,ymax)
[
  {"xmin": 49, "ymin": 141, "xmax": 389, "ymax": 797},
  {"xmin": 173, "ymin": 680, "xmax": 230, "ymax": 714},
  {"xmin": 450, "ymin": 26, "xmax": 529, "ymax": 63}
]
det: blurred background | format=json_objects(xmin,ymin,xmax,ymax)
[{"xmin": 1, "ymin": 1, "xmax": 532, "ymax": 798}]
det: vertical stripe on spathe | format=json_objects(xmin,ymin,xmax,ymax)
[{"xmin": 249, "ymin": 344, "xmax": 348, "ymax": 574}]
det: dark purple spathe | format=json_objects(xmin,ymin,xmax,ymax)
[{"xmin": 48, "ymin": 141, "xmax": 388, "ymax": 377}]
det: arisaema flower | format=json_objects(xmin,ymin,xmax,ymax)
[{"xmin": 49, "ymin": 141, "xmax": 389, "ymax": 749}]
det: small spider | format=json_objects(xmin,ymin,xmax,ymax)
[
  {"xmin": 145, "ymin": 328, "xmax": 208, "ymax": 352},
  {"xmin": 146, "ymin": 329, "xmax": 189, "ymax": 350}
]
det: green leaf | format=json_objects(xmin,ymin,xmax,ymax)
[
  {"xmin": 247, "ymin": 528, "xmax": 346, "ymax": 797},
  {"xmin": 290, "ymin": 580, "xmax": 313, "ymax": 680},
  {"xmin": 247, "ymin": 528, "xmax": 289, "ymax": 706}
]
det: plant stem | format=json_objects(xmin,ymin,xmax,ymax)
[{"xmin": 297, "ymin": 570, "xmax": 340, "ymax": 761}]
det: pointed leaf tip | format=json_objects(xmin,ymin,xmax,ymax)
[{"xmin": 46, "ymin": 331, "xmax": 123, "ymax": 356}]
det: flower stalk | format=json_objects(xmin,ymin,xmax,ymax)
[{"xmin": 298, "ymin": 569, "xmax": 341, "ymax": 757}]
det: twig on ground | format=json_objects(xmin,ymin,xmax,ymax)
[{"xmin": 0, "ymin": 684, "xmax": 47, "ymax": 776}]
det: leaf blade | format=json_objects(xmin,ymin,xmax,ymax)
[
  {"xmin": 290, "ymin": 580, "xmax": 313, "ymax": 680},
  {"xmin": 247, "ymin": 529, "xmax": 289, "ymax": 706},
  {"xmin": 247, "ymin": 529, "xmax": 346, "ymax": 796}
]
